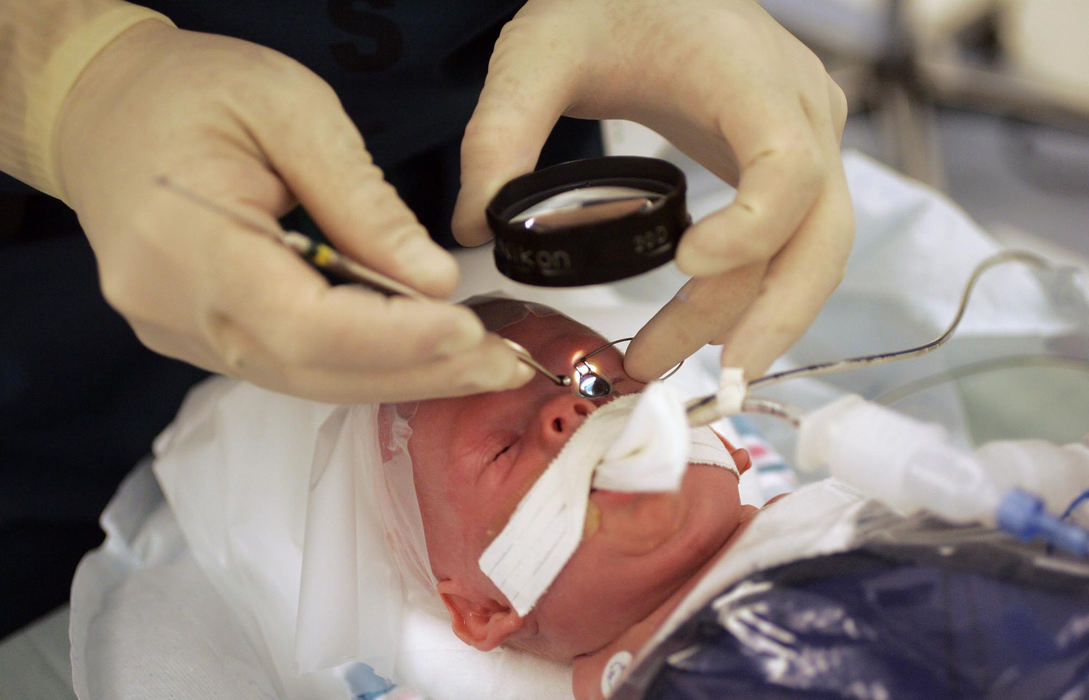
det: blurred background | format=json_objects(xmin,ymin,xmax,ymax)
[{"xmin": 763, "ymin": 0, "xmax": 1089, "ymax": 265}]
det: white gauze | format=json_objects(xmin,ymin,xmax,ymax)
[{"xmin": 479, "ymin": 382, "xmax": 740, "ymax": 616}]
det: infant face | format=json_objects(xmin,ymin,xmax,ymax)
[{"xmin": 406, "ymin": 303, "xmax": 745, "ymax": 658}]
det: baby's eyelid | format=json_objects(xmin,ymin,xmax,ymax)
[
  {"xmin": 488, "ymin": 432, "xmax": 521, "ymax": 465},
  {"xmin": 471, "ymin": 434, "xmax": 515, "ymax": 484},
  {"xmin": 480, "ymin": 436, "xmax": 521, "ymax": 487}
]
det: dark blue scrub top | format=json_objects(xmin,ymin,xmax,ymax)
[{"xmin": 143, "ymin": 0, "xmax": 519, "ymax": 164}]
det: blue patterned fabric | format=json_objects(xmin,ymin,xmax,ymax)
[{"xmin": 620, "ymin": 545, "xmax": 1089, "ymax": 699}]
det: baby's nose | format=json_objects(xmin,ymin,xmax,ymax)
[{"xmin": 537, "ymin": 394, "xmax": 596, "ymax": 447}]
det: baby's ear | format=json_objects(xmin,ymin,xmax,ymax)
[
  {"xmin": 710, "ymin": 428, "xmax": 751, "ymax": 474},
  {"xmin": 730, "ymin": 446, "xmax": 751, "ymax": 474},
  {"xmin": 437, "ymin": 580, "xmax": 525, "ymax": 651}
]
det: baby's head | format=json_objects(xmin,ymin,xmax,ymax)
[{"xmin": 382, "ymin": 298, "xmax": 749, "ymax": 661}]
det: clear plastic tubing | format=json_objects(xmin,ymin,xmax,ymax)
[{"xmin": 795, "ymin": 395, "xmax": 1089, "ymax": 557}]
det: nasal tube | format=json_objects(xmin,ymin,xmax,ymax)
[{"xmin": 796, "ymin": 395, "xmax": 1089, "ymax": 558}]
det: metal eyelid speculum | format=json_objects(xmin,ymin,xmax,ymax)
[
  {"xmin": 502, "ymin": 338, "xmax": 615, "ymax": 398},
  {"xmin": 573, "ymin": 340, "xmax": 628, "ymax": 398},
  {"xmin": 574, "ymin": 337, "xmax": 685, "ymax": 399},
  {"xmin": 507, "ymin": 336, "xmax": 683, "ymax": 400},
  {"xmin": 573, "ymin": 360, "xmax": 613, "ymax": 399},
  {"xmin": 570, "ymin": 338, "xmax": 630, "ymax": 399}
]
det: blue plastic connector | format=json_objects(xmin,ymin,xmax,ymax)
[{"xmin": 996, "ymin": 489, "xmax": 1089, "ymax": 558}]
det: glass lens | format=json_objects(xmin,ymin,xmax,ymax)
[{"xmin": 509, "ymin": 186, "xmax": 662, "ymax": 232}]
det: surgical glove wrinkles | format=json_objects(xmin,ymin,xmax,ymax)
[
  {"xmin": 451, "ymin": 0, "xmax": 855, "ymax": 382},
  {"xmin": 53, "ymin": 20, "xmax": 533, "ymax": 402}
]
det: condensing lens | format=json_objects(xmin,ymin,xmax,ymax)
[{"xmin": 510, "ymin": 186, "xmax": 662, "ymax": 232}]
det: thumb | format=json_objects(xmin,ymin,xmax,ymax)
[
  {"xmin": 451, "ymin": 15, "xmax": 582, "ymax": 246},
  {"xmin": 246, "ymin": 67, "xmax": 460, "ymax": 297}
]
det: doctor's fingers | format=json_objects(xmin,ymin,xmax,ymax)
[
  {"xmin": 451, "ymin": 7, "xmax": 586, "ymax": 246},
  {"xmin": 674, "ymin": 71, "xmax": 849, "ymax": 278},
  {"xmin": 717, "ymin": 161, "xmax": 854, "ymax": 379},
  {"xmin": 623, "ymin": 263, "xmax": 766, "ymax": 383},
  {"xmin": 269, "ymin": 336, "xmax": 531, "ymax": 403},
  {"xmin": 204, "ymin": 236, "xmax": 505, "ymax": 375},
  {"xmin": 134, "ymin": 318, "xmax": 531, "ymax": 403},
  {"xmin": 108, "ymin": 223, "xmax": 503, "ymax": 379},
  {"xmin": 639, "ymin": 68, "xmax": 848, "ymax": 287},
  {"xmin": 229, "ymin": 53, "xmax": 460, "ymax": 298}
]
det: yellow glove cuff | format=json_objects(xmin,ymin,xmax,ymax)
[{"xmin": 24, "ymin": 3, "xmax": 175, "ymax": 203}]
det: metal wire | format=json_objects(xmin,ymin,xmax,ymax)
[
  {"xmin": 574, "ymin": 337, "xmax": 684, "ymax": 399},
  {"xmin": 748, "ymin": 250, "xmax": 1053, "ymax": 390},
  {"xmin": 686, "ymin": 249, "xmax": 1062, "ymax": 426},
  {"xmin": 874, "ymin": 354, "xmax": 1089, "ymax": 407}
]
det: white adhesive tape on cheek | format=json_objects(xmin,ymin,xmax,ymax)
[
  {"xmin": 478, "ymin": 462, "xmax": 592, "ymax": 617},
  {"xmin": 688, "ymin": 426, "xmax": 739, "ymax": 476},
  {"xmin": 479, "ymin": 391, "xmax": 737, "ymax": 617},
  {"xmin": 478, "ymin": 394, "xmax": 645, "ymax": 617}
]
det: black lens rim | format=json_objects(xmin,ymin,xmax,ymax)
[{"xmin": 486, "ymin": 156, "xmax": 690, "ymax": 287}]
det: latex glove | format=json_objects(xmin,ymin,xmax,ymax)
[
  {"xmin": 55, "ymin": 21, "xmax": 533, "ymax": 402},
  {"xmin": 452, "ymin": 0, "xmax": 854, "ymax": 381}
]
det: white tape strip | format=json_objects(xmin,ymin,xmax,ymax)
[
  {"xmin": 717, "ymin": 367, "xmax": 746, "ymax": 416},
  {"xmin": 479, "ymin": 393, "xmax": 647, "ymax": 616},
  {"xmin": 479, "ymin": 383, "xmax": 739, "ymax": 616}
]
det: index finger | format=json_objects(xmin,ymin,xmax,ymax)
[
  {"xmin": 717, "ymin": 167, "xmax": 854, "ymax": 379},
  {"xmin": 232, "ymin": 333, "xmax": 535, "ymax": 404},
  {"xmin": 203, "ymin": 229, "xmax": 489, "ymax": 374},
  {"xmin": 233, "ymin": 67, "xmax": 461, "ymax": 298},
  {"xmin": 674, "ymin": 98, "xmax": 827, "ymax": 278}
]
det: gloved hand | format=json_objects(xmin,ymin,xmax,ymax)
[
  {"xmin": 452, "ymin": 0, "xmax": 854, "ymax": 382},
  {"xmin": 55, "ymin": 20, "xmax": 532, "ymax": 402}
]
